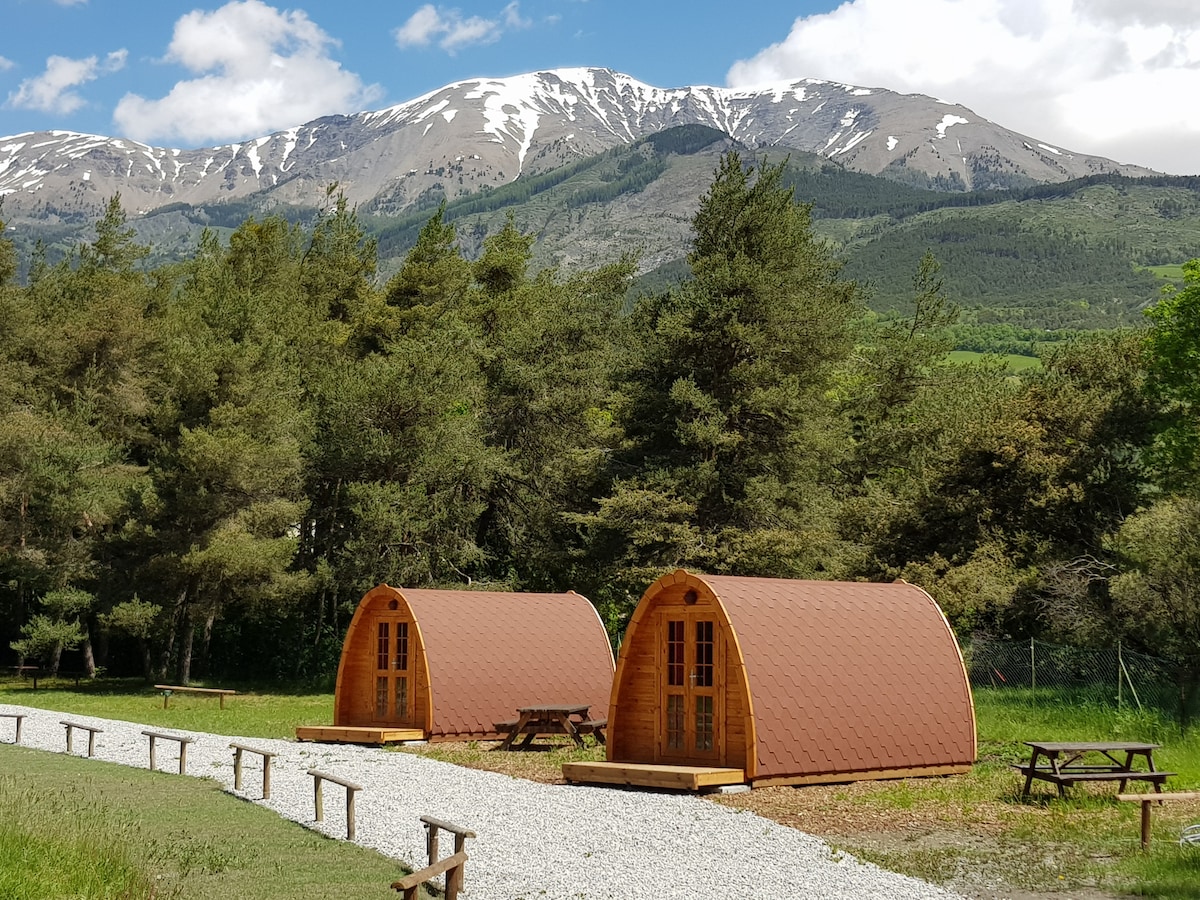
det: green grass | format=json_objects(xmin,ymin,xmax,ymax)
[
  {"xmin": 947, "ymin": 349, "xmax": 1042, "ymax": 371},
  {"xmin": 1144, "ymin": 264, "xmax": 1187, "ymax": 281},
  {"xmin": 0, "ymin": 744, "xmax": 408, "ymax": 900},
  {"xmin": 8, "ymin": 677, "xmax": 1200, "ymax": 898},
  {"xmin": 0, "ymin": 676, "xmax": 332, "ymax": 738}
]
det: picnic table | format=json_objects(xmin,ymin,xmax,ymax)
[
  {"xmin": 1016, "ymin": 741, "xmax": 1174, "ymax": 798},
  {"xmin": 493, "ymin": 704, "xmax": 605, "ymax": 751}
]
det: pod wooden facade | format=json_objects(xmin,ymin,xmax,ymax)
[
  {"xmin": 310, "ymin": 584, "xmax": 614, "ymax": 744},
  {"xmin": 565, "ymin": 570, "xmax": 975, "ymax": 789}
]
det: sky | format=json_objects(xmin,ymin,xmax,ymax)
[{"xmin": 1, "ymin": 0, "xmax": 1198, "ymax": 175}]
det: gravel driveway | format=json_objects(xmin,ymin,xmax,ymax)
[{"xmin": 1, "ymin": 704, "xmax": 967, "ymax": 900}]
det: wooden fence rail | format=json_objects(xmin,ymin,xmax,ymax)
[
  {"xmin": 230, "ymin": 742, "xmax": 277, "ymax": 799},
  {"xmin": 142, "ymin": 730, "xmax": 194, "ymax": 775},
  {"xmin": 306, "ymin": 768, "xmax": 362, "ymax": 840},
  {"xmin": 391, "ymin": 816, "xmax": 476, "ymax": 899},
  {"xmin": 1118, "ymin": 791, "xmax": 1200, "ymax": 849}
]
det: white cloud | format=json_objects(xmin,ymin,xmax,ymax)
[
  {"xmin": 6, "ymin": 50, "xmax": 126, "ymax": 115},
  {"xmin": 0, "ymin": 57, "xmax": 14, "ymax": 72},
  {"xmin": 726, "ymin": 0, "xmax": 1200, "ymax": 176},
  {"xmin": 395, "ymin": 2, "xmax": 531, "ymax": 53},
  {"xmin": 112, "ymin": 0, "xmax": 382, "ymax": 146}
]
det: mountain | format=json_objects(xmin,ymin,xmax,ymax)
[
  {"xmin": 0, "ymin": 66, "xmax": 1157, "ymax": 231},
  {"xmin": 4, "ymin": 67, "xmax": 1196, "ymax": 335}
]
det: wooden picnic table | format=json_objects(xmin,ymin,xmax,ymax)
[
  {"xmin": 1016, "ymin": 741, "xmax": 1173, "ymax": 798},
  {"xmin": 493, "ymin": 704, "xmax": 598, "ymax": 751}
]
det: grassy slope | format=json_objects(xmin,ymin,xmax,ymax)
[{"xmin": 0, "ymin": 744, "xmax": 406, "ymax": 900}]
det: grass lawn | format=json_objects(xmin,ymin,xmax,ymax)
[
  {"xmin": 6, "ymin": 677, "xmax": 1200, "ymax": 899},
  {"xmin": 0, "ymin": 743, "xmax": 409, "ymax": 900},
  {"xmin": 947, "ymin": 350, "xmax": 1042, "ymax": 371}
]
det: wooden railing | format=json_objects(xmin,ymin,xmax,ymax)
[
  {"xmin": 391, "ymin": 816, "xmax": 475, "ymax": 900},
  {"xmin": 230, "ymin": 742, "xmax": 277, "ymax": 799},
  {"xmin": 307, "ymin": 769, "xmax": 362, "ymax": 840}
]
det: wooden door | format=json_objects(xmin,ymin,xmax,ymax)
[
  {"xmin": 658, "ymin": 613, "xmax": 721, "ymax": 764},
  {"xmin": 372, "ymin": 615, "xmax": 412, "ymax": 725}
]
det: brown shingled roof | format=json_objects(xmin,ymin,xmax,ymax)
[
  {"xmin": 699, "ymin": 575, "xmax": 976, "ymax": 780},
  {"xmin": 401, "ymin": 589, "xmax": 614, "ymax": 738}
]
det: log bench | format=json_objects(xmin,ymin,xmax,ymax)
[
  {"xmin": 1118, "ymin": 791, "xmax": 1200, "ymax": 849},
  {"xmin": 142, "ymin": 730, "xmax": 194, "ymax": 775},
  {"xmin": 307, "ymin": 769, "xmax": 362, "ymax": 840},
  {"xmin": 61, "ymin": 720, "xmax": 103, "ymax": 757},
  {"xmin": 391, "ymin": 816, "xmax": 475, "ymax": 900},
  {"xmin": 0, "ymin": 713, "xmax": 24, "ymax": 744},
  {"xmin": 230, "ymin": 742, "xmax": 277, "ymax": 799},
  {"xmin": 154, "ymin": 684, "xmax": 237, "ymax": 709}
]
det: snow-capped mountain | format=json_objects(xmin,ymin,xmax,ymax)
[{"xmin": 0, "ymin": 67, "xmax": 1156, "ymax": 226}]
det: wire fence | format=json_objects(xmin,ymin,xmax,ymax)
[{"xmin": 964, "ymin": 636, "xmax": 1187, "ymax": 724}]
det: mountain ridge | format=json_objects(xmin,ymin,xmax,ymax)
[{"xmin": 0, "ymin": 66, "xmax": 1158, "ymax": 228}]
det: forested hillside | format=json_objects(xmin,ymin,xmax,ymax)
[
  {"xmin": 7, "ymin": 126, "xmax": 1199, "ymax": 342},
  {"xmin": 3, "ymin": 153, "xmax": 1200, "ymax": 715}
]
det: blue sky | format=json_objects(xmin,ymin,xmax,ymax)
[{"xmin": 2, "ymin": 0, "xmax": 1198, "ymax": 175}]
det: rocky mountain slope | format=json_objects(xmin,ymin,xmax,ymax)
[{"xmin": 0, "ymin": 67, "xmax": 1157, "ymax": 229}]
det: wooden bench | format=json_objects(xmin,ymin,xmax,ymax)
[
  {"xmin": 155, "ymin": 684, "xmax": 237, "ymax": 709},
  {"xmin": 391, "ymin": 816, "xmax": 475, "ymax": 900},
  {"xmin": 142, "ymin": 730, "xmax": 194, "ymax": 775},
  {"xmin": 1013, "ymin": 765, "xmax": 1175, "ymax": 794},
  {"xmin": 61, "ymin": 720, "xmax": 103, "ymax": 757},
  {"xmin": 575, "ymin": 718, "xmax": 607, "ymax": 745},
  {"xmin": 307, "ymin": 769, "xmax": 362, "ymax": 840},
  {"xmin": 230, "ymin": 742, "xmax": 277, "ymax": 799},
  {"xmin": 1119, "ymin": 791, "xmax": 1200, "ymax": 849},
  {"xmin": 9, "ymin": 666, "xmax": 41, "ymax": 688},
  {"xmin": 1, "ymin": 713, "xmax": 24, "ymax": 744}
]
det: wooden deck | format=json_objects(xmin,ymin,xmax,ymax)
[
  {"xmin": 295, "ymin": 725, "xmax": 425, "ymax": 744},
  {"xmin": 561, "ymin": 761, "xmax": 745, "ymax": 791}
]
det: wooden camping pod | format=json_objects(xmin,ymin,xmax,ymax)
[
  {"xmin": 330, "ymin": 584, "xmax": 615, "ymax": 741},
  {"xmin": 603, "ymin": 570, "xmax": 976, "ymax": 786}
]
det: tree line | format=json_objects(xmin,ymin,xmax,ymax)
[{"xmin": 3, "ymin": 153, "xmax": 1200, "ymax": 715}]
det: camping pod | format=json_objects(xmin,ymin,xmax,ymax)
[
  {"xmin": 564, "ymin": 570, "xmax": 975, "ymax": 790},
  {"xmin": 304, "ymin": 584, "xmax": 614, "ymax": 743}
]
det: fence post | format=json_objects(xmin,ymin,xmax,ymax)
[{"xmin": 1030, "ymin": 637, "xmax": 1036, "ymax": 692}]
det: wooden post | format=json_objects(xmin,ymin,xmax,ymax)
[
  {"xmin": 87, "ymin": 730, "xmax": 96, "ymax": 758},
  {"xmin": 314, "ymin": 775, "xmax": 324, "ymax": 821},
  {"xmin": 148, "ymin": 733, "xmax": 157, "ymax": 771},
  {"xmin": 426, "ymin": 820, "xmax": 440, "ymax": 866},
  {"xmin": 447, "ymin": 829, "xmax": 470, "ymax": 898},
  {"xmin": 263, "ymin": 755, "xmax": 272, "ymax": 799},
  {"xmin": 1140, "ymin": 799, "xmax": 1152, "ymax": 850},
  {"xmin": 346, "ymin": 787, "xmax": 356, "ymax": 841},
  {"xmin": 65, "ymin": 725, "xmax": 74, "ymax": 755},
  {"xmin": 178, "ymin": 740, "xmax": 188, "ymax": 775},
  {"xmin": 233, "ymin": 746, "xmax": 244, "ymax": 791}
]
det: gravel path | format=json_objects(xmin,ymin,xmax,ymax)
[{"xmin": 1, "ymin": 704, "xmax": 967, "ymax": 899}]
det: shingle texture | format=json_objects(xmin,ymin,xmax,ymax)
[
  {"xmin": 400, "ymin": 589, "xmax": 615, "ymax": 738},
  {"xmin": 699, "ymin": 575, "xmax": 975, "ymax": 780}
]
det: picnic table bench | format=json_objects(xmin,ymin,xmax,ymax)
[
  {"xmin": 155, "ymin": 684, "xmax": 237, "ymax": 709},
  {"xmin": 1015, "ymin": 741, "xmax": 1174, "ymax": 798}
]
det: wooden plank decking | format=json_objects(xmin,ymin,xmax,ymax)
[
  {"xmin": 295, "ymin": 725, "xmax": 425, "ymax": 744},
  {"xmin": 562, "ymin": 761, "xmax": 745, "ymax": 791}
]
